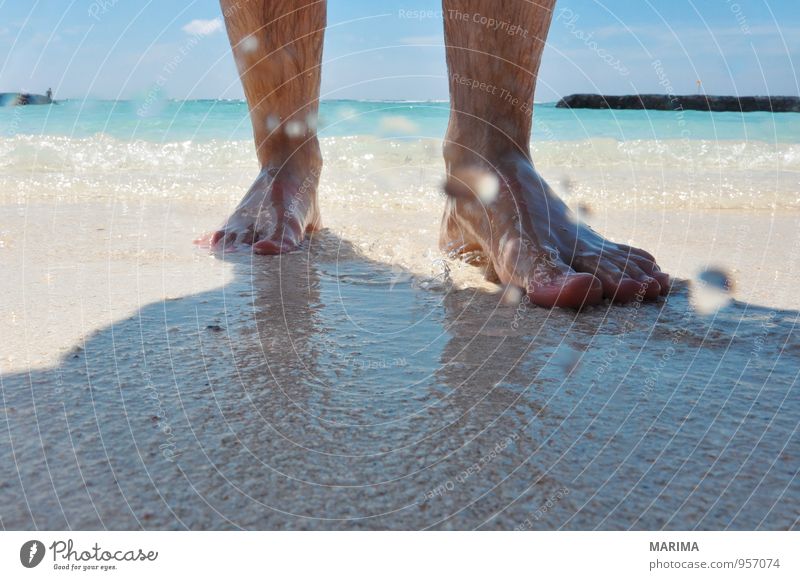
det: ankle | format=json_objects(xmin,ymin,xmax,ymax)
[
  {"xmin": 259, "ymin": 135, "xmax": 322, "ymax": 175},
  {"xmin": 443, "ymin": 133, "xmax": 530, "ymax": 171},
  {"xmin": 443, "ymin": 117, "xmax": 531, "ymax": 169}
]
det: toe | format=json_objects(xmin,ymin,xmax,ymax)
[
  {"xmin": 607, "ymin": 276, "xmax": 650, "ymax": 303},
  {"xmin": 575, "ymin": 249, "xmax": 663, "ymax": 303},
  {"xmin": 238, "ymin": 230, "xmax": 255, "ymax": 245},
  {"xmin": 653, "ymin": 271, "xmax": 670, "ymax": 295},
  {"xmin": 528, "ymin": 272, "xmax": 603, "ymax": 309},
  {"xmin": 588, "ymin": 263, "xmax": 652, "ymax": 303},
  {"xmin": 252, "ymin": 237, "xmax": 298, "ymax": 255},
  {"xmin": 252, "ymin": 239, "xmax": 283, "ymax": 254},
  {"xmin": 213, "ymin": 232, "xmax": 237, "ymax": 251},
  {"xmin": 210, "ymin": 230, "xmax": 238, "ymax": 249},
  {"xmin": 638, "ymin": 276, "xmax": 662, "ymax": 300},
  {"xmin": 210, "ymin": 230, "xmax": 226, "ymax": 246},
  {"xmin": 611, "ymin": 259, "xmax": 661, "ymax": 300},
  {"xmin": 617, "ymin": 243, "xmax": 656, "ymax": 264},
  {"xmin": 497, "ymin": 238, "xmax": 603, "ymax": 309},
  {"xmin": 252, "ymin": 220, "xmax": 303, "ymax": 254},
  {"xmin": 625, "ymin": 255, "xmax": 669, "ymax": 296}
]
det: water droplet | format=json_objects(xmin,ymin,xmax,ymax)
[
  {"xmin": 285, "ymin": 120, "xmax": 305, "ymax": 138},
  {"xmin": 475, "ymin": 172, "xmax": 500, "ymax": 204},
  {"xmin": 501, "ymin": 284, "xmax": 523, "ymax": 305},
  {"xmin": 691, "ymin": 267, "xmax": 734, "ymax": 315},
  {"xmin": 576, "ymin": 202, "xmax": 593, "ymax": 220},
  {"xmin": 240, "ymin": 35, "xmax": 259, "ymax": 53},
  {"xmin": 551, "ymin": 346, "xmax": 581, "ymax": 374},
  {"xmin": 336, "ymin": 106, "xmax": 357, "ymax": 121},
  {"xmin": 698, "ymin": 267, "xmax": 734, "ymax": 292},
  {"xmin": 444, "ymin": 167, "xmax": 499, "ymax": 204},
  {"xmin": 305, "ymin": 112, "xmax": 318, "ymax": 132}
]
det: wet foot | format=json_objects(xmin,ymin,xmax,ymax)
[
  {"xmin": 441, "ymin": 151, "xmax": 669, "ymax": 309},
  {"xmin": 207, "ymin": 150, "xmax": 321, "ymax": 254}
]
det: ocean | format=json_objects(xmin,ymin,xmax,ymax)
[
  {"xmin": 2, "ymin": 99, "xmax": 798, "ymax": 211},
  {"xmin": 3, "ymin": 98, "xmax": 800, "ymax": 142}
]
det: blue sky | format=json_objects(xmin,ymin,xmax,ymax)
[{"xmin": 1, "ymin": 0, "xmax": 798, "ymax": 101}]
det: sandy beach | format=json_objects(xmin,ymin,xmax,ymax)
[{"xmin": 2, "ymin": 139, "xmax": 798, "ymax": 529}]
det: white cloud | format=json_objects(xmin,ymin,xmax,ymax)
[{"xmin": 182, "ymin": 18, "xmax": 222, "ymax": 36}]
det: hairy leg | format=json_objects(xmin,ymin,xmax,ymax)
[
  {"xmin": 213, "ymin": 0, "xmax": 325, "ymax": 253},
  {"xmin": 441, "ymin": 0, "xmax": 668, "ymax": 307}
]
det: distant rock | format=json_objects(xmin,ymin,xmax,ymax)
[{"xmin": 556, "ymin": 94, "xmax": 800, "ymax": 113}]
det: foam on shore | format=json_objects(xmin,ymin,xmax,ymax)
[{"xmin": 1, "ymin": 134, "xmax": 798, "ymax": 210}]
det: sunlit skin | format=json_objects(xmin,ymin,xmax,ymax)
[
  {"xmin": 213, "ymin": 0, "xmax": 324, "ymax": 254},
  {"xmin": 215, "ymin": 0, "xmax": 669, "ymax": 308}
]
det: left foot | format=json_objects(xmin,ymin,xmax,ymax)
[
  {"xmin": 203, "ymin": 142, "xmax": 322, "ymax": 254},
  {"xmin": 441, "ymin": 150, "xmax": 670, "ymax": 309}
]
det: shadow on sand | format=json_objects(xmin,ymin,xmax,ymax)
[{"xmin": 1, "ymin": 231, "xmax": 798, "ymax": 530}]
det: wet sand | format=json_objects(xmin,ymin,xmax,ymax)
[{"xmin": 1, "ymin": 193, "xmax": 799, "ymax": 529}]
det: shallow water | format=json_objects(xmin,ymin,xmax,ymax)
[
  {"xmin": 2, "ymin": 133, "xmax": 798, "ymax": 211},
  {"xmin": 3, "ymin": 99, "xmax": 798, "ymax": 212},
  {"xmin": 1, "ymin": 233, "xmax": 797, "ymax": 529}
]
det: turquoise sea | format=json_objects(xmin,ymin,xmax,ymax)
[
  {"xmin": 2, "ymin": 99, "xmax": 798, "ymax": 210},
  {"xmin": 2, "ymin": 99, "xmax": 800, "ymax": 143}
]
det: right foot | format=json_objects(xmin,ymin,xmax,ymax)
[{"xmin": 209, "ymin": 148, "xmax": 322, "ymax": 254}]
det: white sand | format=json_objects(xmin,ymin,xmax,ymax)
[
  {"xmin": 3, "ymin": 192, "xmax": 798, "ymax": 374},
  {"xmin": 2, "ymin": 155, "xmax": 798, "ymax": 530}
]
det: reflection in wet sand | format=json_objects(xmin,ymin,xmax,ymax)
[{"xmin": 1, "ymin": 232, "xmax": 797, "ymax": 529}]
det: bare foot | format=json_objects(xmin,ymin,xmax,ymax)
[
  {"xmin": 441, "ymin": 151, "xmax": 669, "ymax": 309},
  {"xmin": 209, "ymin": 146, "xmax": 322, "ymax": 254}
]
